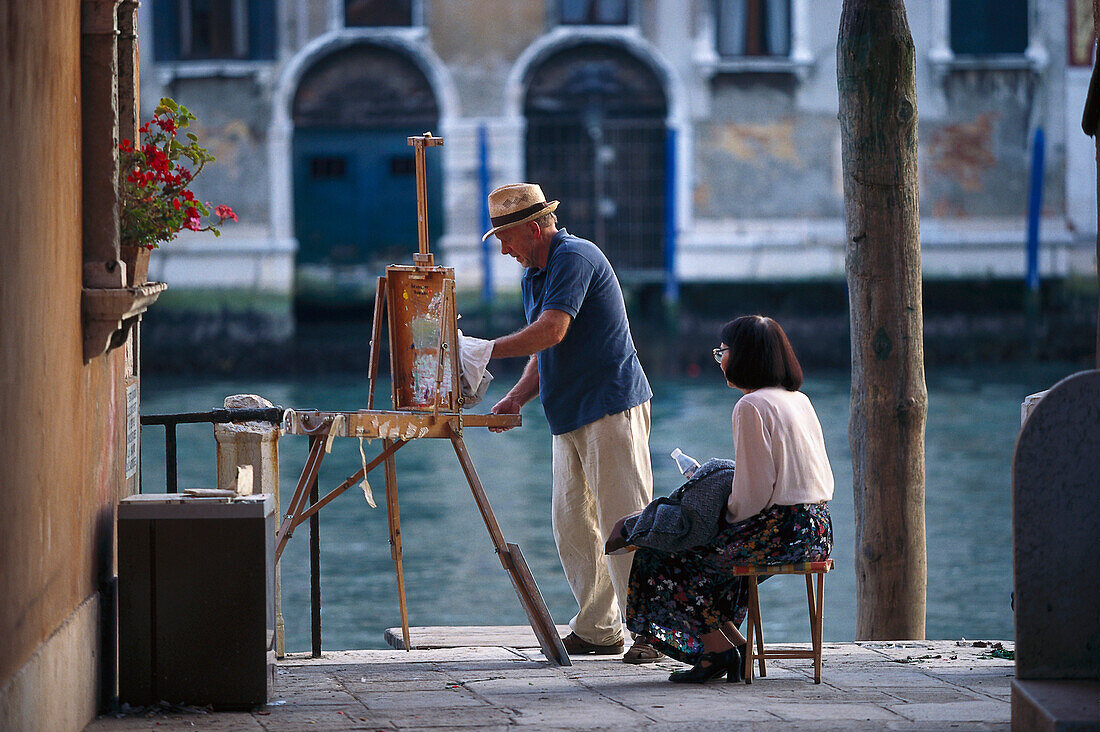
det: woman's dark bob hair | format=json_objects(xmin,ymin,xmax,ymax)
[{"xmin": 720, "ymin": 315, "xmax": 803, "ymax": 391}]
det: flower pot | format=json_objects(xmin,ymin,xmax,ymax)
[{"xmin": 120, "ymin": 244, "xmax": 151, "ymax": 287}]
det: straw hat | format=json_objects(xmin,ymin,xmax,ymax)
[{"xmin": 481, "ymin": 183, "xmax": 559, "ymax": 241}]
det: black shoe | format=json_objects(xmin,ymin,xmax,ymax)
[
  {"xmin": 669, "ymin": 646, "xmax": 742, "ymax": 684},
  {"xmin": 728, "ymin": 644, "xmax": 745, "ymax": 683}
]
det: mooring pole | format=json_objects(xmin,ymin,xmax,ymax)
[
  {"xmin": 478, "ymin": 123, "xmax": 493, "ymax": 312},
  {"xmin": 838, "ymin": 0, "xmax": 928, "ymax": 641},
  {"xmin": 1024, "ymin": 127, "xmax": 1046, "ymax": 357}
]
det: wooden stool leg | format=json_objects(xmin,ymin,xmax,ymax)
[
  {"xmin": 743, "ymin": 576, "xmax": 762, "ymax": 684},
  {"xmin": 813, "ymin": 571, "xmax": 826, "ymax": 683},
  {"xmin": 804, "ymin": 574, "xmax": 817, "ymax": 681},
  {"xmin": 753, "ymin": 579, "xmax": 766, "ymax": 678}
]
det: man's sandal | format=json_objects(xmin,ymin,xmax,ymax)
[{"xmin": 623, "ymin": 639, "xmax": 664, "ymax": 664}]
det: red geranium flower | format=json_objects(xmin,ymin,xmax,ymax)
[
  {"xmin": 118, "ymin": 97, "xmax": 237, "ymax": 249},
  {"xmin": 214, "ymin": 205, "xmax": 238, "ymax": 222}
]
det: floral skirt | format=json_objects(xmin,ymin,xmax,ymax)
[{"xmin": 625, "ymin": 502, "xmax": 832, "ymax": 664}]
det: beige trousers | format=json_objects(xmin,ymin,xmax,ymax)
[{"xmin": 551, "ymin": 401, "xmax": 653, "ymax": 646}]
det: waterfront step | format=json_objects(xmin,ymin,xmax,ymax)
[{"xmin": 384, "ymin": 624, "xmax": 572, "ymax": 650}]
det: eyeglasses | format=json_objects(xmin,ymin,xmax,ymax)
[{"xmin": 712, "ymin": 347, "xmax": 730, "ymax": 364}]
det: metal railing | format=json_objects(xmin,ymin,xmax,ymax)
[
  {"xmin": 140, "ymin": 407, "xmax": 283, "ymax": 493},
  {"xmin": 139, "ymin": 406, "xmax": 327, "ymax": 656}
]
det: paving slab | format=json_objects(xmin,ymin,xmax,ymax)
[
  {"xmin": 764, "ymin": 700, "xmax": 903, "ymax": 722},
  {"xmin": 505, "ymin": 694, "xmax": 657, "ymax": 728},
  {"xmin": 874, "ymin": 686, "xmax": 986, "ymax": 703},
  {"xmin": 286, "ymin": 646, "xmax": 526, "ymax": 665},
  {"xmin": 338, "ymin": 677, "xmax": 462, "ymax": 694},
  {"xmin": 356, "ymin": 688, "xmax": 491, "ymax": 711},
  {"xmin": 86, "ymin": 637, "xmax": 1017, "ymax": 731},
  {"xmin": 382, "ymin": 706, "xmax": 515, "ymax": 729},
  {"xmin": 886, "ymin": 699, "xmax": 1011, "ymax": 723},
  {"xmin": 251, "ymin": 706, "xmax": 384, "ymax": 731},
  {"xmin": 624, "ymin": 696, "xmax": 780, "ymax": 724},
  {"xmin": 383, "ymin": 625, "xmax": 573, "ymax": 650},
  {"xmin": 88, "ymin": 711, "xmax": 266, "ymax": 731},
  {"xmin": 460, "ymin": 674, "xmax": 588, "ymax": 694}
]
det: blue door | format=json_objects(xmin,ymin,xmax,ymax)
[
  {"xmin": 293, "ymin": 128, "xmax": 441, "ymax": 269},
  {"xmin": 291, "ymin": 42, "xmax": 442, "ymax": 305}
]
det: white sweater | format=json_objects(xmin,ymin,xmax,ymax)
[{"xmin": 726, "ymin": 387, "xmax": 834, "ymax": 524}]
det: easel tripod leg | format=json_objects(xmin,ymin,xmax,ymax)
[
  {"xmin": 383, "ymin": 438, "xmax": 411, "ymax": 651},
  {"xmin": 275, "ymin": 434, "xmax": 328, "ymax": 562},
  {"xmin": 449, "ymin": 435, "xmax": 570, "ymax": 666},
  {"xmin": 309, "ymin": 459, "xmax": 321, "ymax": 658}
]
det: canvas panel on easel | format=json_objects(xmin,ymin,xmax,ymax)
[{"xmin": 385, "ymin": 265, "xmax": 459, "ymax": 412}]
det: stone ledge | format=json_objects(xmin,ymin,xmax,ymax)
[{"xmin": 1011, "ymin": 679, "xmax": 1100, "ymax": 731}]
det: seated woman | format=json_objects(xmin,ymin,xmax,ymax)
[{"xmin": 608, "ymin": 315, "xmax": 834, "ymax": 683}]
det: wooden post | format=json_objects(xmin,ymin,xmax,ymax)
[{"xmin": 838, "ymin": 0, "xmax": 927, "ymax": 640}]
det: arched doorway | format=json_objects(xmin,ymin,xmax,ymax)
[
  {"xmin": 524, "ymin": 43, "xmax": 668, "ymax": 277},
  {"xmin": 292, "ymin": 43, "xmax": 441, "ymax": 306}
]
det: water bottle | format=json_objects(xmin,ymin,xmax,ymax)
[{"xmin": 670, "ymin": 448, "xmax": 701, "ymax": 478}]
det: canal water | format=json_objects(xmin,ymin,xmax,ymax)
[{"xmin": 139, "ymin": 362, "xmax": 1074, "ymax": 652}]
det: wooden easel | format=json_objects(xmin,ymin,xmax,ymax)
[{"xmin": 275, "ymin": 134, "xmax": 569, "ymax": 666}]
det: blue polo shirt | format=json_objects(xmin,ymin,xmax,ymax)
[{"xmin": 521, "ymin": 229, "xmax": 652, "ymax": 435}]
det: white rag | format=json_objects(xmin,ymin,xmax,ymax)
[{"xmin": 456, "ymin": 330, "xmax": 494, "ymax": 407}]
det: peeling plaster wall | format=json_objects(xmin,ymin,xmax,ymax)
[
  {"xmin": 922, "ymin": 70, "xmax": 1063, "ymax": 219},
  {"xmin": 429, "ymin": 0, "xmax": 546, "ymax": 114},
  {"xmin": 161, "ymin": 78, "xmax": 273, "ymax": 225},
  {"xmin": 1, "ymin": 2, "xmax": 126, "ymax": 728},
  {"xmin": 695, "ymin": 76, "xmax": 843, "ymax": 219}
]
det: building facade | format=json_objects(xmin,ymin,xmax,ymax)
[
  {"xmin": 137, "ymin": 0, "xmax": 1096, "ymax": 303},
  {"xmin": 3, "ymin": 2, "xmax": 149, "ymax": 728}
]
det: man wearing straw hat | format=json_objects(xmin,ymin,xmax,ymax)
[{"xmin": 484, "ymin": 183, "xmax": 660, "ymax": 664}]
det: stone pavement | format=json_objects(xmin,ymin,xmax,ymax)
[{"xmin": 87, "ymin": 639, "xmax": 1015, "ymax": 731}]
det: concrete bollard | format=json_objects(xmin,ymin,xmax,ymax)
[
  {"xmin": 1011, "ymin": 370, "xmax": 1100, "ymax": 730},
  {"xmin": 215, "ymin": 394, "xmax": 286, "ymax": 659}
]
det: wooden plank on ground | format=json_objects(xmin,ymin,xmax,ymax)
[{"xmin": 383, "ymin": 625, "xmax": 572, "ymax": 651}]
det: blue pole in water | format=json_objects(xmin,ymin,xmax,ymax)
[
  {"xmin": 1025, "ymin": 127, "xmax": 1045, "ymax": 294},
  {"xmin": 663, "ymin": 127, "xmax": 679, "ymax": 304},
  {"xmin": 478, "ymin": 123, "xmax": 493, "ymax": 306}
]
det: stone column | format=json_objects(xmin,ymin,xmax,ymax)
[
  {"xmin": 215, "ymin": 395, "xmax": 285, "ymax": 658},
  {"xmin": 82, "ymin": 0, "xmax": 123, "ymax": 287},
  {"xmin": 117, "ymin": 0, "xmax": 139, "ymax": 144}
]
